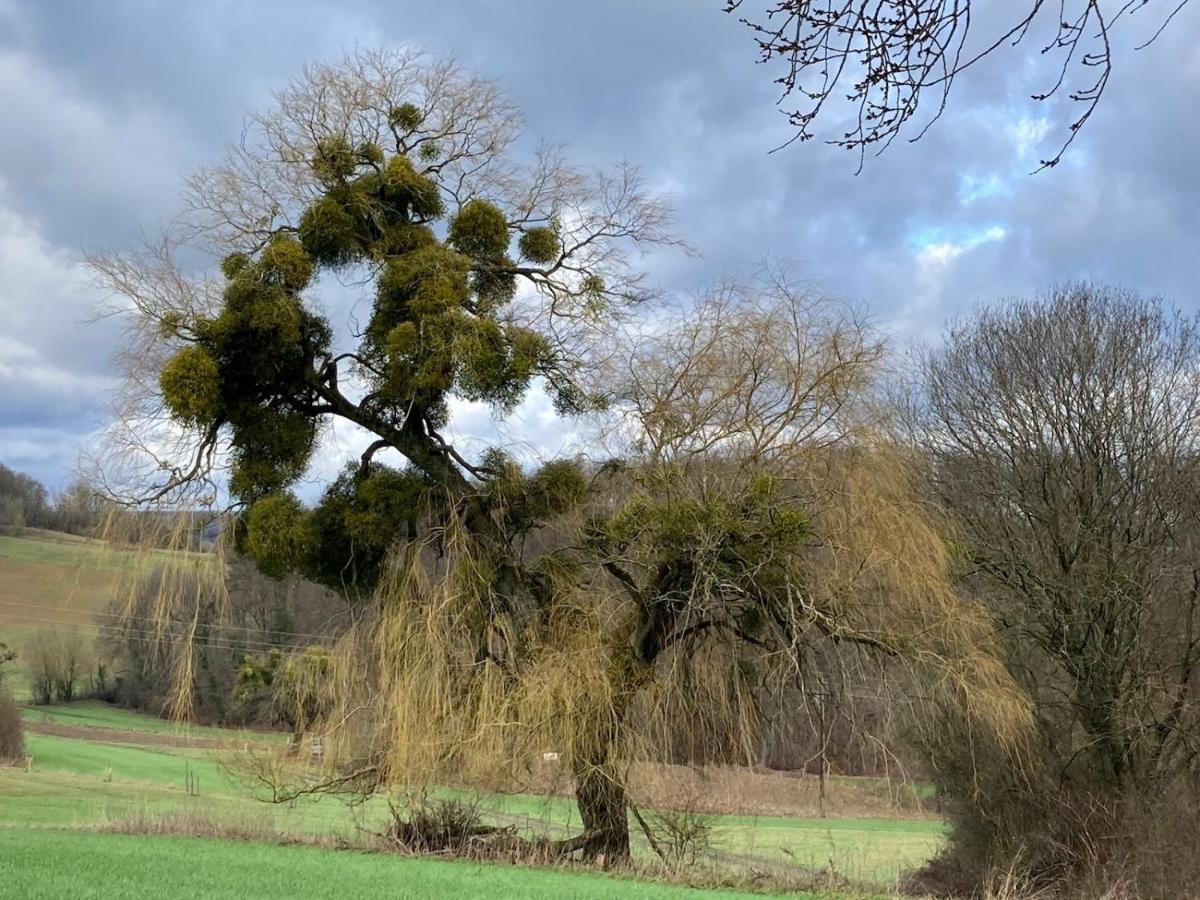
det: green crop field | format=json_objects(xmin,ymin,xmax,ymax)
[{"xmin": 0, "ymin": 829, "xmax": 891, "ymax": 900}]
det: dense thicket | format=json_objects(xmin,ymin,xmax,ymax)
[
  {"xmin": 0, "ymin": 686, "xmax": 23, "ymax": 762},
  {"xmin": 0, "ymin": 641, "xmax": 23, "ymax": 761},
  {"xmin": 0, "ymin": 464, "xmax": 52, "ymax": 531}
]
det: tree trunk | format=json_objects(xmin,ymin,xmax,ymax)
[{"xmin": 575, "ymin": 764, "xmax": 630, "ymax": 865}]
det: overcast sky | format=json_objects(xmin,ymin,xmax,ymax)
[{"xmin": 2, "ymin": 1, "xmax": 1198, "ymax": 490}]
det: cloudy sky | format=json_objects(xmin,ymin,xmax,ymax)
[{"xmin": 1, "ymin": 0, "xmax": 1198, "ymax": 490}]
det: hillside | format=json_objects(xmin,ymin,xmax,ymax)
[{"xmin": 0, "ymin": 529, "xmax": 128, "ymax": 701}]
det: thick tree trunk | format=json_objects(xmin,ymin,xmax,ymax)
[{"xmin": 575, "ymin": 764, "xmax": 630, "ymax": 865}]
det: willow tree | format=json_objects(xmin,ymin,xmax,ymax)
[{"xmin": 92, "ymin": 51, "xmax": 1027, "ymax": 865}]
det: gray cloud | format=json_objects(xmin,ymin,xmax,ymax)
[{"xmin": 1, "ymin": 0, "xmax": 1197, "ymax": 488}]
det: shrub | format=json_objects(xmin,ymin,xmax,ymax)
[
  {"xmin": 637, "ymin": 797, "xmax": 715, "ymax": 871},
  {"xmin": 383, "ymin": 792, "xmax": 491, "ymax": 854},
  {"xmin": 25, "ymin": 629, "xmax": 91, "ymax": 705},
  {"xmin": 0, "ymin": 685, "xmax": 24, "ymax": 762},
  {"xmin": 0, "ymin": 640, "xmax": 15, "ymax": 682}
]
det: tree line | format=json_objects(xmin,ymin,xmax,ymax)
[{"xmin": 0, "ymin": 464, "xmax": 103, "ymax": 536}]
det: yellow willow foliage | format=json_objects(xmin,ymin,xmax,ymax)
[
  {"xmin": 632, "ymin": 638, "xmax": 763, "ymax": 768},
  {"xmin": 316, "ymin": 532, "xmax": 629, "ymax": 790},
  {"xmin": 796, "ymin": 443, "xmax": 1033, "ymax": 752},
  {"xmin": 95, "ymin": 507, "xmax": 229, "ymax": 723}
]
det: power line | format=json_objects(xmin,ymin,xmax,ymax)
[
  {"xmin": 0, "ymin": 610, "xmax": 321, "ymax": 656},
  {"xmin": 23, "ymin": 623, "xmax": 312, "ymax": 657},
  {"xmin": 0, "ymin": 597, "xmax": 334, "ymax": 643},
  {"xmin": 0, "ymin": 609, "xmax": 318, "ymax": 654},
  {"xmin": 5, "ymin": 617, "xmax": 310, "ymax": 655}
]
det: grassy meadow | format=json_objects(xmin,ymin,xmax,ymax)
[
  {"xmin": 0, "ymin": 829, "xmax": 888, "ymax": 900},
  {"xmin": 1, "ymin": 529, "xmax": 946, "ymax": 898}
]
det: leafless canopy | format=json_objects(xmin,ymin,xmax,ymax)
[
  {"xmin": 912, "ymin": 284, "xmax": 1200, "ymax": 842},
  {"xmin": 611, "ymin": 268, "xmax": 883, "ymax": 468},
  {"xmin": 725, "ymin": 0, "xmax": 1190, "ymax": 169}
]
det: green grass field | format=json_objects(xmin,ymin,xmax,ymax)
[
  {"xmin": 1, "ymin": 830, "xmax": 880, "ymax": 900},
  {"xmin": 1, "ymin": 709, "xmax": 944, "ymax": 893},
  {"xmin": 0, "ymin": 528, "xmax": 944, "ymax": 897}
]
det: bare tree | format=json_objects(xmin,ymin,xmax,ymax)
[
  {"xmin": 53, "ymin": 479, "xmax": 105, "ymax": 536},
  {"xmin": 912, "ymin": 283, "xmax": 1200, "ymax": 881},
  {"xmin": 725, "ymin": 1, "xmax": 1190, "ymax": 169},
  {"xmin": 611, "ymin": 267, "xmax": 883, "ymax": 468}
]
